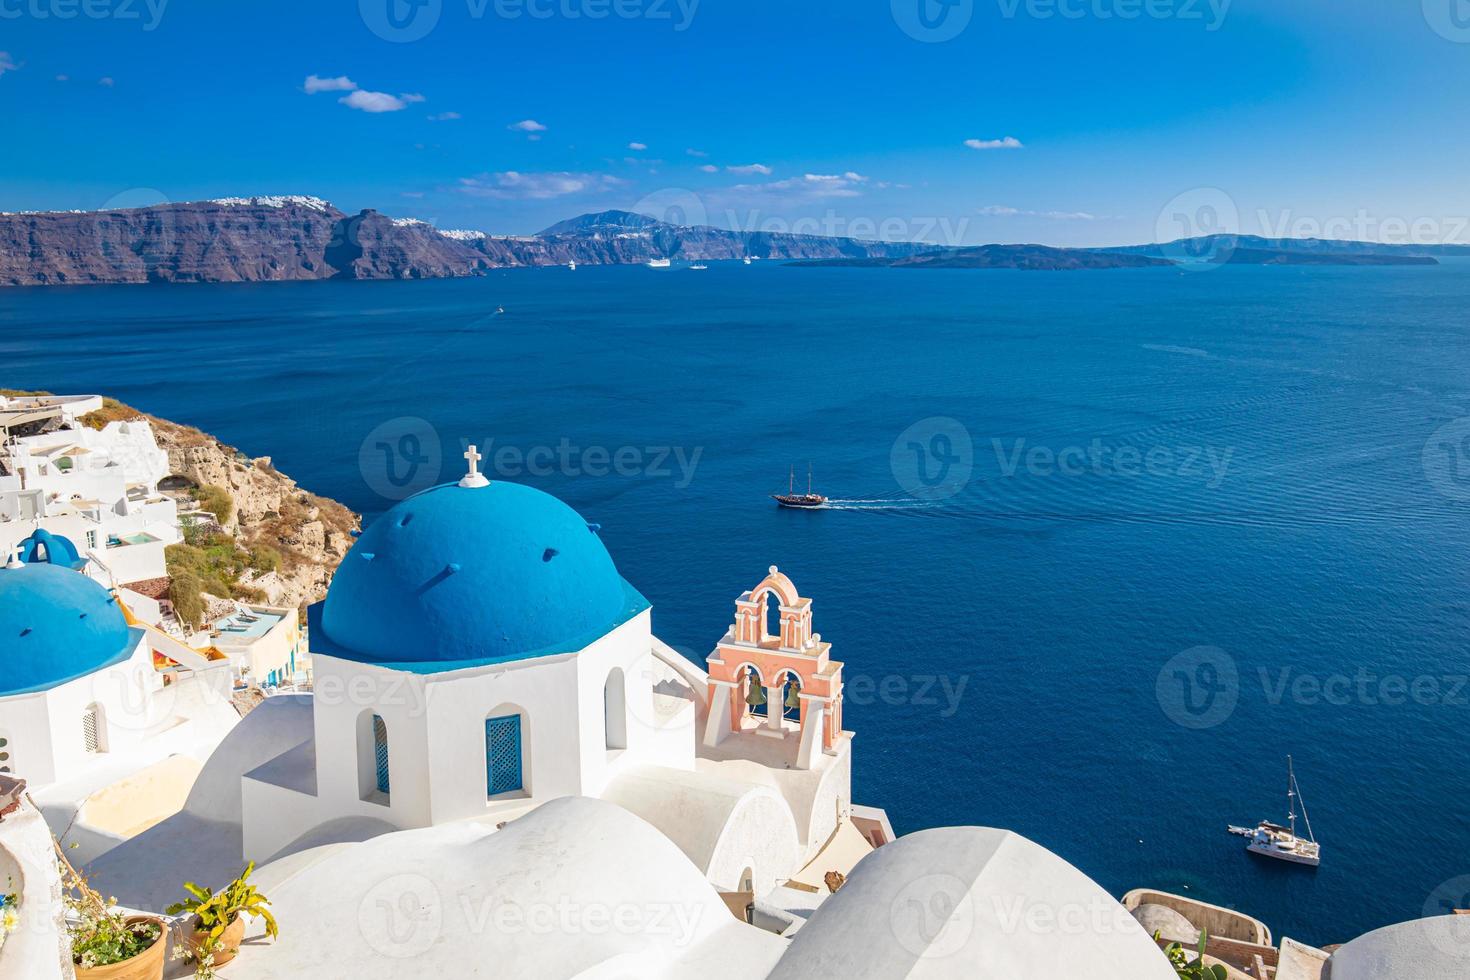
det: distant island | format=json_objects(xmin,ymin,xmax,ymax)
[
  {"xmin": 0, "ymin": 198, "xmax": 1460, "ymax": 286},
  {"xmin": 0, "ymin": 200, "xmax": 929, "ymax": 287},
  {"xmin": 1210, "ymin": 247, "xmax": 1438, "ymax": 266},
  {"xmin": 790, "ymin": 244, "xmax": 1174, "ymax": 271}
]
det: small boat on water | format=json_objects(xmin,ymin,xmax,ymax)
[
  {"xmin": 647, "ymin": 258, "xmax": 672, "ymax": 268},
  {"xmin": 495, "ymin": 306, "xmax": 505, "ymax": 315},
  {"xmin": 743, "ymin": 256, "xmax": 753, "ymax": 265},
  {"xmin": 690, "ymin": 264, "xmax": 709, "ymax": 271},
  {"xmin": 772, "ymin": 464, "xmax": 828, "ymax": 509},
  {"xmin": 568, "ymin": 260, "xmax": 577, "ymax": 271},
  {"xmin": 1228, "ymin": 756, "xmax": 1320, "ymax": 867}
]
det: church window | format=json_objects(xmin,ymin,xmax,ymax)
[
  {"xmin": 373, "ymin": 715, "xmax": 390, "ymax": 794},
  {"xmin": 486, "ymin": 714, "xmax": 523, "ymax": 797},
  {"xmin": 82, "ymin": 704, "xmax": 105, "ymax": 753}
]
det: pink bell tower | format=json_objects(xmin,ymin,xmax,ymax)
[{"xmin": 703, "ymin": 567, "xmax": 845, "ymax": 769}]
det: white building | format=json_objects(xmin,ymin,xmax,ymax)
[
  {"xmin": 0, "ymin": 393, "xmax": 180, "ymax": 587},
  {"xmin": 1, "ymin": 451, "xmax": 1179, "ymax": 978},
  {"xmin": 0, "ymin": 547, "xmax": 238, "ymax": 864}
]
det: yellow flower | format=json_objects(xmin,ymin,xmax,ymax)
[{"xmin": 2, "ymin": 909, "xmax": 18, "ymax": 931}]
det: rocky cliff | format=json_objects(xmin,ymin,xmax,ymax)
[
  {"xmin": 104, "ymin": 403, "xmax": 360, "ymax": 610},
  {"xmin": 0, "ymin": 199, "xmax": 933, "ymax": 287}
]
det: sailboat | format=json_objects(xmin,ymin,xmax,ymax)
[
  {"xmin": 1228, "ymin": 756, "xmax": 1320, "ymax": 867},
  {"xmin": 567, "ymin": 260, "xmax": 577, "ymax": 271},
  {"xmin": 772, "ymin": 463, "xmax": 828, "ymax": 509}
]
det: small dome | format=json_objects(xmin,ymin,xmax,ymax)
[
  {"xmin": 0, "ymin": 562, "xmax": 134, "ymax": 696},
  {"xmin": 319, "ymin": 481, "xmax": 645, "ymax": 670}
]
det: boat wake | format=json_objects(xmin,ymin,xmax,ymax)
[{"xmin": 819, "ymin": 498, "xmax": 938, "ymax": 511}]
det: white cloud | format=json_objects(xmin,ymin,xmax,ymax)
[
  {"xmin": 699, "ymin": 164, "xmax": 719, "ymax": 173},
  {"xmin": 727, "ymin": 163, "xmax": 773, "ymax": 176},
  {"xmin": 980, "ymin": 204, "xmax": 1095, "ymax": 220},
  {"xmin": 401, "ymin": 93, "xmax": 426, "ymax": 103},
  {"xmin": 340, "ymin": 90, "xmax": 408, "ymax": 113},
  {"xmin": 458, "ymin": 171, "xmax": 624, "ymax": 200},
  {"xmin": 628, "ymin": 141, "xmax": 648, "ymax": 151},
  {"xmin": 305, "ymin": 74, "xmax": 357, "ymax": 94},
  {"xmin": 428, "ymin": 111, "xmax": 461, "ymax": 121},
  {"xmin": 734, "ymin": 172, "xmax": 870, "ymax": 200},
  {"xmin": 509, "ymin": 119, "xmax": 547, "ymax": 132},
  {"xmin": 0, "ymin": 53, "xmax": 19, "ymax": 79},
  {"xmin": 964, "ymin": 137, "xmax": 1023, "ymax": 150},
  {"xmin": 686, "ymin": 148, "xmax": 708, "ymax": 157}
]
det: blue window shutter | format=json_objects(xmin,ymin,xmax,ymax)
[
  {"xmin": 486, "ymin": 715, "xmax": 522, "ymax": 796},
  {"xmin": 373, "ymin": 714, "xmax": 390, "ymax": 794}
]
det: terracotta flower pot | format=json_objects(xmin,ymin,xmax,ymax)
[
  {"xmin": 74, "ymin": 916, "xmax": 166, "ymax": 980},
  {"xmin": 188, "ymin": 913, "xmax": 246, "ymax": 967}
]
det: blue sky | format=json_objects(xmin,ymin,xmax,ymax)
[{"xmin": 2, "ymin": 0, "xmax": 1469, "ymax": 246}]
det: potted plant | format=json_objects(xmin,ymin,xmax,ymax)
[
  {"xmin": 167, "ymin": 861, "xmax": 277, "ymax": 974},
  {"xmin": 59, "ymin": 857, "xmax": 165, "ymax": 980},
  {"xmin": 0, "ymin": 885, "xmax": 20, "ymax": 956}
]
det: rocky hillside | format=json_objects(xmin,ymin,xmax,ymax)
[
  {"xmin": 83, "ymin": 399, "xmax": 360, "ymax": 611},
  {"xmin": 0, "ymin": 198, "xmax": 932, "ymax": 286}
]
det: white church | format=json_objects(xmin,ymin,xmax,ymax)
[{"xmin": 0, "ymin": 450, "xmax": 1183, "ymax": 979}]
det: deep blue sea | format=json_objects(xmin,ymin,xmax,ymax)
[{"xmin": 6, "ymin": 260, "xmax": 1470, "ymax": 946}]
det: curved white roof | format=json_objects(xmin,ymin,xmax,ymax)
[
  {"xmin": 1324, "ymin": 915, "xmax": 1470, "ymax": 979},
  {"xmin": 243, "ymin": 796, "xmax": 786, "ymax": 979},
  {"xmin": 767, "ymin": 826, "xmax": 1176, "ymax": 979}
]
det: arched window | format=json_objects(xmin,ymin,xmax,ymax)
[
  {"xmin": 82, "ymin": 703, "xmax": 106, "ymax": 754},
  {"xmin": 356, "ymin": 709, "xmax": 390, "ymax": 804},
  {"xmin": 485, "ymin": 713, "xmax": 524, "ymax": 798},
  {"xmin": 0, "ymin": 734, "xmax": 11, "ymax": 774},
  {"xmin": 604, "ymin": 669, "xmax": 627, "ymax": 751},
  {"xmin": 763, "ymin": 591, "xmax": 781, "ymax": 643}
]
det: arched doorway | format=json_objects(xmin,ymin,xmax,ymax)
[{"xmin": 604, "ymin": 668, "xmax": 627, "ymax": 751}]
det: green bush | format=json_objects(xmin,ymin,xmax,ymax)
[
  {"xmin": 192, "ymin": 485, "xmax": 234, "ymax": 526},
  {"xmin": 169, "ymin": 571, "xmax": 204, "ymax": 629},
  {"xmin": 249, "ymin": 546, "xmax": 281, "ymax": 574}
]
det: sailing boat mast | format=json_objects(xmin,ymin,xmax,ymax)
[
  {"xmin": 1287, "ymin": 755, "xmax": 1297, "ymax": 837},
  {"xmin": 1290, "ymin": 756, "xmax": 1317, "ymax": 844},
  {"xmin": 807, "ymin": 462, "xmax": 813, "ymax": 495},
  {"xmin": 789, "ymin": 465, "xmax": 795, "ymax": 495}
]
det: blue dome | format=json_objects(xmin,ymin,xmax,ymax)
[
  {"xmin": 0, "ymin": 562, "xmax": 135, "ymax": 696},
  {"xmin": 318, "ymin": 481, "xmax": 647, "ymax": 671}
]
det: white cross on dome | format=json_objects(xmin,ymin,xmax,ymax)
[{"xmin": 460, "ymin": 444, "xmax": 490, "ymax": 488}]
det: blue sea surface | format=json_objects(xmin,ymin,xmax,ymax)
[{"xmin": 6, "ymin": 260, "xmax": 1470, "ymax": 946}]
